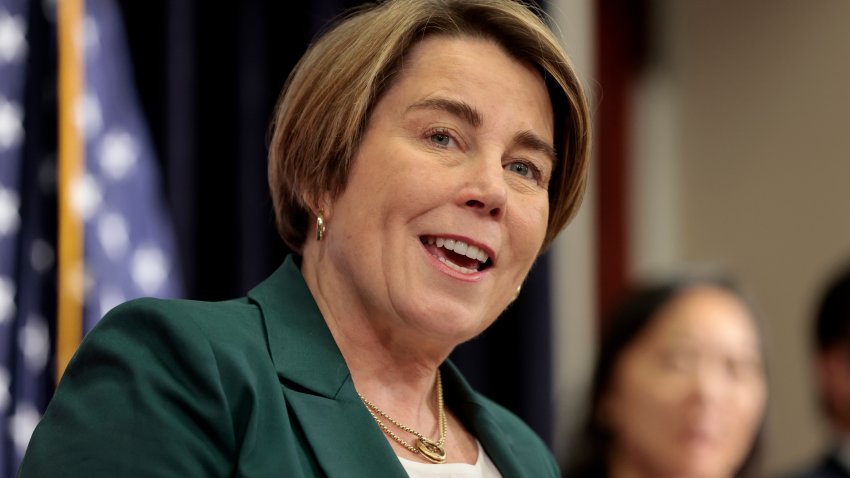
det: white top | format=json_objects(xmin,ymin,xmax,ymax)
[{"xmin": 398, "ymin": 441, "xmax": 503, "ymax": 478}]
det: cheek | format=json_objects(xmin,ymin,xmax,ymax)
[
  {"xmin": 507, "ymin": 195, "xmax": 549, "ymax": 255},
  {"xmin": 613, "ymin": 387, "xmax": 680, "ymax": 428},
  {"xmin": 606, "ymin": 368, "xmax": 685, "ymax": 441},
  {"xmin": 730, "ymin": 380, "xmax": 767, "ymax": 434},
  {"xmin": 606, "ymin": 364, "xmax": 712, "ymax": 453},
  {"xmin": 346, "ymin": 143, "xmax": 442, "ymax": 223},
  {"xmin": 714, "ymin": 384, "xmax": 765, "ymax": 473}
]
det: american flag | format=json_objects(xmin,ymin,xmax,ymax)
[{"xmin": 0, "ymin": 0, "xmax": 182, "ymax": 473}]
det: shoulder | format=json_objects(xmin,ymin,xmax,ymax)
[
  {"xmin": 474, "ymin": 393, "xmax": 541, "ymax": 441},
  {"xmin": 100, "ymin": 295, "xmax": 261, "ymax": 330},
  {"xmin": 65, "ymin": 295, "xmax": 276, "ymax": 400},
  {"xmin": 784, "ymin": 455, "xmax": 850, "ymax": 478},
  {"xmin": 21, "ymin": 296, "xmax": 281, "ymax": 476},
  {"xmin": 85, "ymin": 296, "xmax": 266, "ymax": 355},
  {"xmin": 470, "ymin": 393, "xmax": 560, "ymax": 474}
]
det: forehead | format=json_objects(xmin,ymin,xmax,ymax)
[
  {"xmin": 382, "ymin": 35, "xmax": 553, "ymax": 125},
  {"xmin": 639, "ymin": 286, "xmax": 760, "ymax": 350},
  {"xmin": 400, "ymin": 34, "xmax": 540, "ymax": 85}
]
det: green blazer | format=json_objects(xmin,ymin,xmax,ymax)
[{"xmin": 19, "ymin": 256, "xmax": 559, "ymax": 477}]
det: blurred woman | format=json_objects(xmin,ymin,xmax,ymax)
[
  {"xmin": 566, "ymin": 278, "xmax": 768, "ymax": 478},
  {"xmin": 19, "ymin": 0, "xmax": 591, "ymax": 476}
]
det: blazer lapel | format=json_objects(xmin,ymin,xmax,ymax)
[
  {"xmin": 442, "ymin": 362, "xmax": 526, "ymax": 477},
  {"xmin": 282, "ymin": 381, "xmax": 408, "ymax": 477},
  {"xmin": 469, "ymin": 413, "xmax": 525, "ymax": 477},
  {"xmin": 248, "ymin": 257, "xmax": 407, "ymax": 477}
]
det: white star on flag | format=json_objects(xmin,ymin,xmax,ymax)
[
  {"xmin": 98, "ymin": 129, "xmax": 137, "ymax": 180},
  {"xmin": 131, "ymin": 246, "xmax": 169, "ymax": 295},
  {"xmin": 71, "ymin": 174, "xmax": 103, "ymax": 221},
  {"xmin": 0, "ymin": 96, "xmax": 24, "ymax": 150},
  {"xmin": 97, "ymin": 211, "xmax": 130, "ymax": 260},
  {"xmin": 75, "ymin": 93, "xmax": 103, "ymax": 139},
  {"xmin": 8, "ymin": 404, "xmax": 41, "ymax": 455},
  {"xmin": 0, "ymin": 10, "xmax": 27, "ymax": 64},
  {"xmin": 19, "ymin": 315, "xmax": 50, "ymax": 373}
]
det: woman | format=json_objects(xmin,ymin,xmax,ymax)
[
  {"xmin": 20, "ymin": 0, "xmax": 591, "ymax": 476},
  {"xmin": 565, "ymin": 278, "xmax": 768, "ymax": 478}
]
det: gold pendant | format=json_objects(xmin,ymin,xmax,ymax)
[{"xmin": 417, "ymin": 437, "xmax": 447, "ymax": 464}]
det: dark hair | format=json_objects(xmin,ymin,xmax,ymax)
[
  {"xmin": 564, "ymin": 276, "xmax": 765, "ymax": 478},
  {"xmin": 814, "ymin": 262, "xmax": 850, "ymax": 351},
  {"xmin": 812, "ymin": 261, "xmax": 850, "ymax": 422}
]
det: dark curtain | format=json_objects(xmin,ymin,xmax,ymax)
[{"xmin": 118, "ymin": 0, "xmax": 554, "ymax": 446}]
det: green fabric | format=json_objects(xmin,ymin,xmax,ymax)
[{"xmin": 19, "ymin": 256, "xmax": 559, "ymax": 477}]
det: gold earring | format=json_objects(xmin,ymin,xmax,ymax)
[
  {"xmin": 511, "ymin": 284, "xmax": 522, "ymax": 302},
  {"xmin": 316, "ymin": 209, "xmax": 326, "ymax": 241}
]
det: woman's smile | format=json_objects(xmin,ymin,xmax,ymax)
[{"xmin": 420, "ymin": 235, "xmax": 495, "ymax": 280}]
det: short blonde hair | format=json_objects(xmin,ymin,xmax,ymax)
[{"xmin": 268, "ymin": 0, "xmax": 591, "ymax": 252}]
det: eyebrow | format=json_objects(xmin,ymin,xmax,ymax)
[
  {"xmin": 406, "ymin": 97, "xmax": 483, "ymax": 128},
  {"xmin": 514, "ymin": 130, "xmax": 558, "ymax": 164},
  {"xmin": 407, "ymin": 97, "xmax": 557, "ymax": 163}
]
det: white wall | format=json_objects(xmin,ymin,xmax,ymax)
[{"xmin": 632, "ymin": 0, "xmax": 850, "ymax": 474}]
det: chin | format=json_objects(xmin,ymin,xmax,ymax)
[
  {"xmin": 403, "ymin": 300, "xmax": 497, "ymax": 343},
  {"xmin": 668, "ymin": 457, "xmax": 728, "ymax": 478}
]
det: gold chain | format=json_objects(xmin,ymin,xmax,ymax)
[{"xmin": 358, "ymin": 369, "xmax": 448, "ymax": 463}]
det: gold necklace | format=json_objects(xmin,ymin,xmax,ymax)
[{"xmin": 358, "ymin": 370, "xmax": 448, "ymax": 464}]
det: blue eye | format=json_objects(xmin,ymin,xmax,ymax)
[
  {"xmin": 430, "ymin": 132, "xmax": 451, "ymax": 147},
  {"xmin": 506, "ymin": 162, "xmax": 532, "ymax": 178}
]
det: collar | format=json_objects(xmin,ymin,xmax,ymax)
[
  {"xmin": 247, "ymin": 255, "xmax": 526, "ymax": 476},
  {"xmin": 247, "ymin": 254, "xmax": 349, "ymax": 398}
]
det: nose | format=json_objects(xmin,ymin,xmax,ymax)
[
  {"xmin": 690, "ymin": 363, "xmax": 727, "ymax": 405},
  {"xmin": 459, "ymin": 158, "xmax": 508, "ymax": 219}
]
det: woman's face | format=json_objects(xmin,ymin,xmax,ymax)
[
  {"xmin": 321, "ymin": 35, "xmax": 554, "ymax": 345},
  {"xmin": 604, "ymin": 286, "xmax": 767, "ymax": 478}
]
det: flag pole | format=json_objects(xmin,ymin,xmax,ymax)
[{"xmin": 57, "ymin": 0, "xmax": 85, "ymax": 384}]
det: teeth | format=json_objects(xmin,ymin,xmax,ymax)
[
  {"xmin": 454, "ymin": 241, "xmax": 468, "ymax": 256},
  {"xmin": 438, "ymin": 256, "xmax": 477, "ymax": 274},
  {"xmin": 425, "ymin": 236, "xmax": 491, "ymax": 264},
  {"xmin": 465, "ymin": 244, "xmax": 488, "ymax": 264}
]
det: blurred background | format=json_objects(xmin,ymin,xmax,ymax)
[{"xmin": 1, "ymin": 0, "xmax": 848, "ymax": 476}]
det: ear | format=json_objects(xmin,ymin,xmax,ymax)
[
  {"xmin": 317, "ymin": 193, "xmax": 333, "ymax": 222},
  {"xmin": 817, "ymin": 345, "xmax": 850, "ymax": 421},
  {"xmin": 301, "ymin": 191, "xmax": 333, "ymax": 222}
]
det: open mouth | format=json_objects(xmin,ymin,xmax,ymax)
[{"xmin": 420, "ymin": 236, "xmax": 493, "ymax": 274}]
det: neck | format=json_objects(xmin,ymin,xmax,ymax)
[
  {"xmin": 300, "ymin": 242, "xmax": 448, "ymax": 428},
  {"xmin": 608, "ymin": 450, "xmax": 728, "ymax": 478},
  {"xmin": 608, "ymin": 455, "xmax": 649, "ymax": 478}
]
